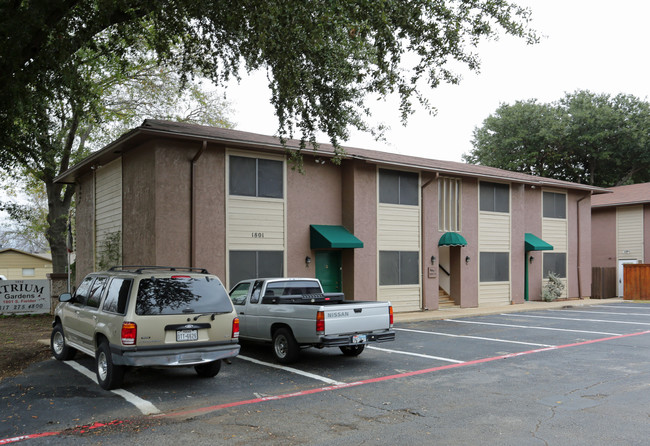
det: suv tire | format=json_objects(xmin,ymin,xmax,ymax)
[
  {"xmin": 51, "ymin": 323, "xmax": 76, "ymax": 361},
  {"xmin": 194, "ymin": 360, "xmax": 222, "ymax": 378},
  {"xmin": 96, "ymin": 341, "xmax": 125, "ymax": 390}
]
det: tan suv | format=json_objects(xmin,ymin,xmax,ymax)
[{"xmin": 51, "ymin": 266, "xmax": 240, "ymax": 389}]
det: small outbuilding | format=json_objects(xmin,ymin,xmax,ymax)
[
  {"xmin": 0, "ymin": 248, "xmax": 53, "ymax": 280},
  {"xmin": 591, "ymin": 183, "xmax": 650, "ymax": 297}
]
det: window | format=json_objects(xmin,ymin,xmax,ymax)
[
  {"xmin": 543, "ymin": 252, "xmax": 567, "ymax": 278},
  {"xmin": 543, "ymin": 192, "xmax": 566, "ymax": 219},
  {"xmin": 73, "ymin": 276, "xmax": 95, "ymax": 306},
  {"xmin": 229, "ymin": 251, "xmax": 284, "ymax": 287},
  {"xmin": 135, "ymin": 277, "xmax": 232, "ymax": 315},
  {"xmin": 87, "ymin": 276, "xmax": 108, "ymax": 308},
  {"xmin": 102, "ymin": 278, "xmax": 132, "ymax": 314},
  {"xmin": 229, "ymin": 282, "xmax": 251, "ymax": 305},
  {"xmin": 439, "ymin": 177, "xmax": 461, "ymax": 231},
  {"xmin": 229, "ymin": 155, "xmax": 283, "ymax": 198},
  {"xmin": 479, "ymin": 182, "xmax": 509, "ymax": 213},
  {"xmin": 379, "ymin": 169, "xmax": 418, "ymax": 206},
  {"xmin": 22, "ymin": 268, "xmax": 35, "ymax": 277},
  {"xmin": 379, "ymin": 251, "xmax": 419, "ymax": 285},
  {"xmin": 480, "ymin": 252, "xmax": 509, "ymax": 282}
]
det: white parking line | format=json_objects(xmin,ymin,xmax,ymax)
[
  {"xmin": 444, "ymin": 319, "xmax": 622, "ymax": 336},
  {"xmin": 394, "ymin": 328, "xmax": 555, "ymax": 348},
  {"xmin": 237, "ymin": 355, "xmax": 345, "ymax": 385},
  {"xmin": 546, "ymin": 309, "xmax": 650, "ymax": 317},
  {"xmin": 63, "ymin": 361, "xmax": 160, "ymax": 415},
  {"xmin": 502, "ymin": 313, "xmax": 650, "ymax": 326},
  {"xmin": 366, "ymin": 346, "xmax": 464, "ymax": 363},
  {"xmin": 591, "ymin": 305, "xmax": 650, "ymax": 310}
]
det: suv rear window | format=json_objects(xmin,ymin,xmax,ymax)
[{"xmin": 135, "ymin": 277, "xmax": 232, "ymax": 315}]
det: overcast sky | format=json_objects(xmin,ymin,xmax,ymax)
[{"xmin": 225, "ymin": 0, "xmax": 650, "ymax": 163}]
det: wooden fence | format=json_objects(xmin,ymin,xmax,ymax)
[
  {"xmin": 591, "ymin": 267, "xmax": 616, "ymax": 299},
  {"xmin": 623, "ymin": 264, "xmax": 650, "ymax": 300}
]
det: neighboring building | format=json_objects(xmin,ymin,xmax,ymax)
[
  {"xmin": 591, "ymin": 183, "xmax": 650, "ymax": 297},
  {"xmin": 0, "ymin": 248, "xmax": 53, "ymax": 280},
  {"xmin": 55, "ymin": 120, "xmax": 606, "ymax": 312}
]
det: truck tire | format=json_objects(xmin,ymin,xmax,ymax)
[
  {"xmin": 51, "ymin": 323, "xmax": 76, "ymax": 361},
  {"xmin": 96, "ymin": 341, "xmax": 125, "ymax": 390},
  {"xmin": 340, "ymin": 345, "xmax": 365, "ymax": 357},
  {"xmin": 272, "ymin": 328, "xmax": 299, "ymax": 364},
  {"xmin": 195, "ymin": 360, "xmax": 222, "ymax": 378}
]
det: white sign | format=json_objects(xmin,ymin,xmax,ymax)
[{"xmin": 0, "ymin": 280, "xmax": 51, "ymax": 315}]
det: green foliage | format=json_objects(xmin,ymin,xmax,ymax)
[
  {"xmin": 542, "ymin": 272, "xmax": 565, "ymax": 302},
  {"xmin": 1, "ymin": 0, "xmax": 538, "ymax": 160},
  {"xmin": 0, "ymin": 181, "xmax": 49, "ymax": 252},
  {"xmin": 97, "ymin": 231, "xmax": 122, "ymax": 271},
  {"xmin": 465, "ymin": 90, "xmax": 650, "ymax": 187}
]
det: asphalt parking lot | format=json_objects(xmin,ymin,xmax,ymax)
[{"xmin": 2, "ymin": 301, "xmax": 649, "ymax": 445}]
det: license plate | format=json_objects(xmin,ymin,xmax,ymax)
[
  {"xmin": 176, "ymin": 329, "xmax": 198, "ymax": 342},
  {"xmin": 352, "ymin": 334, "xmax": 367, "ymax": 344}
]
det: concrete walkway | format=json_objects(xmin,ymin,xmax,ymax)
[{"xmin": 394, "ymin": 297, "xmax": 629, "ymax": 323}]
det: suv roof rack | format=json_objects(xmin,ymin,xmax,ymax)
[{"xmin": 108, "ymin": 266, "xmax": 210, "ymax": 274}]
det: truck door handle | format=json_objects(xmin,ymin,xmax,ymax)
[
  {"xmin": 239, "ymin": 312, "xmax": 245, "ymax": 315},
  {"xmin": 354, "ymin": 308, "xmax": 362, "ymax": 313}
]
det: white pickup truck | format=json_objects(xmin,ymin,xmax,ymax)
[{"xmin": 229, "ymin": 278, "xmax": 395, "ymax": 363}]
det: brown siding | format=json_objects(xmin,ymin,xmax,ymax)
[
  {"xmin": 75, "ymin": 171, "xmax": 95, "ymax": 284},
  {"xmin": 122, "ymin": 142, "xmax": 156, "ymax": 266},
  {"xmin": 154, "ymin": 141, "xmax": 193, "ymax": 266}
]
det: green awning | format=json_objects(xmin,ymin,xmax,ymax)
[
  {"xmin": 525, "ymin": 233, "xmax": 553, "ymax": 251},
  {"xmin": 310, "ymin": 225, "xmax": 364, "ymax": 249},
  {"xmin": 438, "ymin": 232, "xmax": 468, "ymax": 247}
]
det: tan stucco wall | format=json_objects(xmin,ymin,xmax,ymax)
[
  {"xmin": 524, "ymin": 186, "xmax": 543, "ymax": 301},
  {"xmin": 193, "ymin": 143, "xmax": 226, "ymax": 276},
  {"xmin": 591, "ymin": 207, "xmax": 616, "ymax": 268},
  {"xmin": 510, "ymin": 183, "xmax": 526, "ymax": 304},
  {"xmin": 568, "ymin": 190, "xmax": 592, "ymax": 298},
  {"xmin": 342, "ymin": 160, "xmax": 377, "ymax": 301},
  {"xmin": 459, "ymin": 177, "xmax": 479, "ymax": 308},
  {"xmin": 421, "ymin": 173, "xmax": 439, "ymax": 310},
  {"xmin": 287, "ymin": 155, "xmax": 343, "ymax": 278}
]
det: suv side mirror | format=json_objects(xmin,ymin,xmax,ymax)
[{"xmin": 59, "ymin": 293, "xmax": 72, "ymax": 302}]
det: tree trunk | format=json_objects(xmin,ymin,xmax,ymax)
[{"xmin": 45, "ymin": 180, "xmax": 74, "ymax": 274}]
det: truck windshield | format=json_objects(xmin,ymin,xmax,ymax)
[
  {"xmin": 136, "ymin": 277, "xmax": 232, "ymax": 315},
  {"xmin": 265, "ymin": 280, "xmax": 322, "ymax": 296}
]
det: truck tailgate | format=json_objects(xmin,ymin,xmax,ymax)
[{"xmin": 322, "ymin": 302, "xmax": 390, "ymax": 335}]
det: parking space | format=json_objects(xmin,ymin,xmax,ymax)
[{"xmin": 2, "ymin": 302, "xmax": 649, "ymax": 443}]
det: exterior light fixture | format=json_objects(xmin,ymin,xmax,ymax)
[
  {"xmin": 430, "ymin": 255, "xmax": 436, "ymax": 265},
  {"xmin": 529, "ymin": 255, "xmax": 534, "ymax": 264},
  {"xmin": 465, "ymin": 256, "xmax": 471, "ymax": 264},
  {"xmin": 305, "ymin": 256, "xmax": 312, "ymax": 266}
]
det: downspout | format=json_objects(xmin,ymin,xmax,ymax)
[
  {"xmin": 420, "ymin": 173, "xmax": 438, "ymax": 310},
  {"xmin": 576, "ymin": 191, "xmax": 592, "ymax": 299},
  {"xmin": 191, "ymin": 141, "xmax": 207, "ymax": 267}
]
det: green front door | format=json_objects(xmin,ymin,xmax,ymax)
[{"xmin": 315, "ymin": 251, "xmax": 342, "ymax": 293}]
